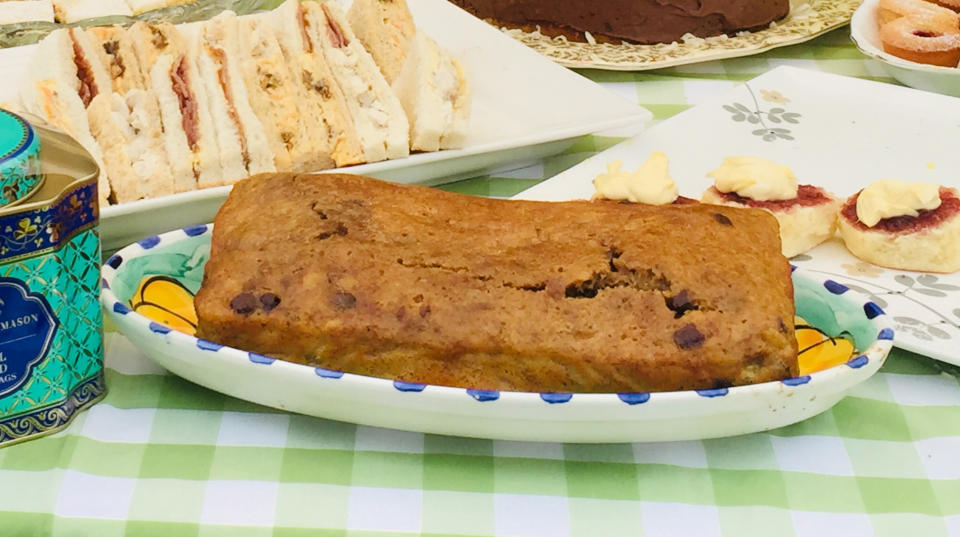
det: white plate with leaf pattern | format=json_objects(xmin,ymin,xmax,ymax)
[{"xmin": 516, "ymin": 66, "xmax": 960, "ymax": 366}]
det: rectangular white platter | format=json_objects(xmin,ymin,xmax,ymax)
[
  {"xmin": 0, "ymin": 0, "xmax": 652, "ymax": 250},
  {"xmin": 515, "ymin": 66, "xmax": 960, "ymax": 366}
]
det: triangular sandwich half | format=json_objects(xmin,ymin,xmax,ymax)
[
  {"xmin": 270, "ymin": 0, "xmax": 362, "ymax": 168},
  {"xmin": 307, "ymin": 1, "xmax": 409, "ymax": 162},
  {"xmin": 346, "ymin": 0, "xmax": 416, "ymax": 84},
  {"xmin": 392, "ymin": 31, "xmax": 471, "ymax": 151},
  {"xmin": 193, "ymin": 11, "xmax": 276, "ymax": 184}
]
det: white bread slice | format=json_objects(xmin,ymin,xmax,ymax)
[
  {"xmin": 87, "ymin": 90, "xmax": 174, "ymax": 202},
  {"xmin": 269, "ymin": 0, "xmax": 361, "ymax": 168},
  {"xmin": 236, "ymin": 15, "xmax": 303, "ymax": 172},
  {"xmin": 20, "ymin": 78, "xmax": 111, "ymax": 204},
  {"xmin": 0, "ymin": 1, "xmax": 54, "ymax": 24},
  {"xmin": 22, "ymin": 28, "xmax": 112, "ymax": 110},
  {"xmin": 52, "ymin": 0, "xmax": 131, "ymax": 23},
  {"xmin": 194, "ymin": 11, "xmax": 275, "ymax": 184},
  {"xmin": 346, "ymin": 0, "xmax": 415, "ymax": 84},
  {"xmin": 308, "ymin": 1, "xmax": 409, "ymax": 162},
  {"xmin": 150, "ymin": 53, "xmax": 221, "ymax": 192},
  {"xmin": 392, "ymin": 31, "xmax": 471, "ymax": 151},
  {"xmin": 86, "ymin": 25, "xmax": 148, "ymax": 94}
]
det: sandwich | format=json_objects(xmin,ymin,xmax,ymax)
[
  {"xmin": 85, "ymin": 25, "xmax": 149, "ymax": 95},
  {"xmin": 19, "ymin": 28, "xmax": 117, "ymax": 203},
  {"xmin": 82, "ymin": 24, "xmax": 178, "ymax": 200},
  {"xmin": 270, "ymin": 0, "xmax": 362, "ymax": 168},
  {"xmin": 87, "ymin": 90, "xmax": 174, "ymax": 202},
  {"xmin": 236, "ymin": 14, "xmax": 313, "ymax": 172},
  {"xmin": 0, "ymin": 0, "xmax": 55, "ymax": 25},
  {"xmin": 346, "ymin": 0, "xmax": 416, "ymax": 84},
  {"xmin": 126, "ymin": 20, "xmax": 186, "ymax": 77},
  {"xmin": 52, "ymin": 0, "xmax": 132, "ymax": 23},
  {"xmin": 307, "ymin": 1, "xmax": 410, "ymax": 162},
  {"xmin": 391, "ymin": 31, "xmax": 471, "ymax": 151},
  {"xmin": 134, "ymin": 21, "xmax": 222, "ymax": 192},
  {"xmin": 20, "ymin": 78, "xmax": 111, "ymax": 205},
  {"xmin": 193, "ymin": 11, "xmax": 276, "ymax": 184}
]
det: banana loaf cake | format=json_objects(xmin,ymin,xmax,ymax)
[{"xmin": 195, "ymin": 173, "xmax": 798, "ymax": 393}]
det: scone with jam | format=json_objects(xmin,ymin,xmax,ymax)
[
  {"xmin": 838, "ymin": 179, "xmax": 960, "ymax": 273},
  {"xmin": 700, "ymin": 157, "xmax": 841, "ymax": 258}
]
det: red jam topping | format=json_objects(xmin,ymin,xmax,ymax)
[
  {"xmin": 715, "ymin": 184, "xmax": 831, "ymax": 210},
  {"xmin": 842, "ymin": 187, "xmax": 960, "ymax": 233}
]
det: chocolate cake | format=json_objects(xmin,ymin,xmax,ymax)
[{"xmin": 448, "ymin": 0, "xmax": 792, "ymax": 45}]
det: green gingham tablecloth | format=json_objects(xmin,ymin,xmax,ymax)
[{"xmin": 5, "ymin": 29, "xmax": 960, "ymax": 537}]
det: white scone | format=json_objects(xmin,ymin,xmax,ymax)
[
  {"xmin": 837, "ymin": 186, "xmax": 960, "ymax": 273},
  {"xmin": 701, "ymin": 185, "xmax": 840, "ymax": 258},
  {"xmin": 0, "ymin": 1, "xmax": 55, "ymax": 24}
]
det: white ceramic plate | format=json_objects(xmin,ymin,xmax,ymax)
[
  {"xmin": 851, "ymin": 0, "xmax": 960, "ymax": 98},
  {"xmin": 0, "ymin": 0, "xmax": 652, "ymax": 251},
  {"xmin": 100, "ymin": 225, "xmax": 893, "ymax": 443},
  {"xmin": 515, "ymin": 65, "xmax": 960, "ymax": 366},
  {"xmin": 487, "ymin": 0, "xmax": 858, "ymax": 71}
]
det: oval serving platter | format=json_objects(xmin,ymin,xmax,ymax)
[{"xmin": 100, "ymin": 225, "xmax": 894, "ymax": 443}]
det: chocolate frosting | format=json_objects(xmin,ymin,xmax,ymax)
[{"xmin": 449, "ymin": 0, "xmax": 790, "ymax": 44}]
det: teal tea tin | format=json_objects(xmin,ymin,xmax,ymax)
[{"xmin": 0, "ymin": 109, "xmax": 104, "ymax": 446}]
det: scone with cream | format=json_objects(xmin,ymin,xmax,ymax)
[
  {"xmin": 700, "ymin": 157, "xmax": 840, "ymax": 257},
  {"xmin": 838, "ymin": 180, "xmax": 960, "ymax": 273},
  {"xmin": 592, "ymin": 152, "xmax": 694, "ymax": 205}
]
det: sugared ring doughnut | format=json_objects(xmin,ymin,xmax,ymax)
[
  {"xmin": 879, "ymin": 0, "xmax": 960, "ymax": 30},
  {"xmin": 880, "ymin": 16, "xmax": 960, "ymax": 66}
]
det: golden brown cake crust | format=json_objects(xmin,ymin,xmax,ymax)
[{"xmin": 195, "ymin": 173, "xmax": 798, "ymax": 393}]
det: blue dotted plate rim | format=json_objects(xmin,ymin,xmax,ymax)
[{"xmin": 100, "ymin": 225, "xmax": 896, "ymax": 406}]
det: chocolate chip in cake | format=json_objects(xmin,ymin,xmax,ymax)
[
  {"xmin": 395, "ymin": 306, "xmax": 406, "ymax": 320},
  {"xmin": 778, "ymin": 318, "xmax": 788, "ymax": 334},
  {"xmin": 673, "ymin": 323, "xmax": 705, "ymax": 349},
  {"xmin": 310, "ymin": 202, "xmax": 328, "ymax": 219},
  {"xmin": 260, "ymin": 293, "xmax": 281, "ymax": 312},
  {"xmin": 666, "ymin": 289, "xmax": 699, "ymax": 319},
  {"xmin": 230, "ymin": 293, "xmax": 258, "ymax": 315},
  {"xmin": 419, "ymin": 304, "xmax": 432, "ymax": 318},
  {"xmin": 331, "ymin": 292, "xmax": 357, "ymax": 310},
  {"xmin": 713, "ymin": 213, "xmax": 733, "ymax": 226}
]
